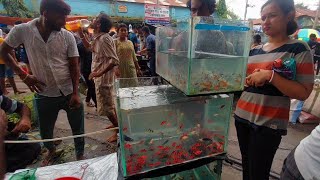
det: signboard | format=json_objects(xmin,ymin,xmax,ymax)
[
  {"xmin": 118, "ymin": 5, "xmax": 128, "ymax": 13},
  {"xmin": 145, "ymin": 4, "xmax": 170, "ymax": 25}
]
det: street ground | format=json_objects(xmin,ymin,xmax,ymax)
[{"xmin": 6, "ymin": 77, "xmax": 318, "ymax": 179}]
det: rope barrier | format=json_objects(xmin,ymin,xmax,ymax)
[{"xmin": 4, "ymin": 127, "xmax": 119, "ymax": 144}]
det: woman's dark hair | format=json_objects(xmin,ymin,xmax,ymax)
[
  {"xmin": 109, "ymin": 31, "xmax": 116, "ymax": 36},
  {"xmin": 253, "ymin": 34, "xmax": 262, "ymax": 43},
  {"xmin": 40, "ymin": 0, "xmax": 71, "ymax": 15},
  {"xmin": 186, "ymin": 0, "xmax": 216, "ymax": 14},
  {"xmin": 261, "ymin": 0, "xmax": 298, "ymax": 35},
  {"xmin": 98, "ymin": 13, "xmax": 113, "ymax": 33},
  {"xmin": 117, "ymin": 23, "xmax": 128, "ymax": 32}
]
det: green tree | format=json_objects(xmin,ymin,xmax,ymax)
[
  {"xmin": 0, "ymin": 0, "xmax": 33, "ymax": 18},
  {"xmin": 227, "ymin": 9, "xmax": 240, "ymax": 20},
  {"xmin": 295, "ymin": 3, "xmax": 309, "ymax": 10},
  {"xmin": 216, "ymin": 0, "xmax": 228, "ymax": 19}
]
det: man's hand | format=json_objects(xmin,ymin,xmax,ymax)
[
  {"xmin": 114, "ymin": 67, "xmax": 121, "ymax": 78},
  {"xmin": 11, "ymin": 118, "xmax": 31, "ymax": 134},
  {"xmin": 89, "ymin": 71, "xmax": 102, "ymax": 80},
  {"xmin": 69, "ymin": 94, "xmax": 81, "ymax": 109},
  {"xmin": 21, "ymin": 74, "xmax": 46, "ymax": 93},
  {"xmin": 137, "ymin": 69, "xmax": 143, "ymax": 77},
  {"xmin": 0, "ymin": 110, "xmax": 7, "ymax": 133}
]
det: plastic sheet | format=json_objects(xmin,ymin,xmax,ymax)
[{"xmin": 6, "ymin": 153, "xmax": 118, "ymax": 180}]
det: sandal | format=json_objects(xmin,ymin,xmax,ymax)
[{"xmin": 41, "ymin": 150, "xmax": 64, "ymax": 167}]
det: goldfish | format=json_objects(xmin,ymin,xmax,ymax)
[
  {"xmin": 200, "ymin": 82, "xmax": 212, "ymax": 91},
  {"xmin": 219, "ymin": 80, "xmax": 228, "ymax": 88},
  {"xmin": 140, "ymin": 149, "xmax": 147, "ymax": 153},
  {"xmin": 193, "ymin": 150, "xmax": 202, "ymax": 156},
  {"xmin": 146, "ymin": 128, "xmax": 154, "ymax": 133},
  {"xmin": 122, "ymin": 127, "xmax": 128, "ymax": 132},
  {"xmin": 138, "ymin": 140, "xmax": 145, "ymax": 145},
  {"xmin": 180, "ymin": 134, "xmax": 188, "ymax": 140},
  {"xmin": 179, "ymin": 124, "xmax": 184, "ymax": 129},
  {"xmin": 172, "ymin": 142, "xmax": 177, "ymax": 147},
  {"xmin": 160, "ymin": 121, "xmax": 167, "ymax": 126},
  {"xmin": 149, "ymin": 162, "xmax": 162, "ymax": 168},
  {"xmin": 124, "ymin": 143, "xmax": 132, "ymax": 149}
]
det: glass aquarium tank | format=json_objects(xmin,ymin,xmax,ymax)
[
  {"xmin": 156, "ymin": 16, "xmax": 251, "ymax": 96},
  {"xmin": 144, "ymin": 160, "xmax": 223, "ymax": 180},
  {"xmin": 115, "ymin": 77, "xmax": 233, "ymax": 177}
]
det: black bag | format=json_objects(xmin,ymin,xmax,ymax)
[{"xmin": 5, "ymin": 135, "xmax": 41, "ymax": 172}]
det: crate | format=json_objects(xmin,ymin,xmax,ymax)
[
  {"xmin": 156, "ymin": 17, "xmax": 251, "ymax": 95},
  {"xmin": 115, "ymin": 77, "xmax": 233, "ymax": 177}
]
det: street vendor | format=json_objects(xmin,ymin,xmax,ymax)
[
  {"xmin": 0, "ymin": 0, "xmax": 85, "ymax": 165},
  {"xmin": 0, "ymin": 90, "xmax": 41, "ymax": 172}
]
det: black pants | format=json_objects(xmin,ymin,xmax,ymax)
[
  {"xmin": 235, "ymin": 118, "xmax": 282, "ymax": 180},
  {"xmin": 314, "ymin": 56, "xmax": 320, "ymax": 75},
  {"xmin": 83, "ymin": 72, "xmax": 97, "ymax": 107}
]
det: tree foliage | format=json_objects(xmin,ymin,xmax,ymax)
[
  {"xmin": 295, "ymin": 3, "xmax": 309, "ymax": 10},
  {"xmin": 216, "ymin": 0, "xmax": 228, "ymax": 19},
  {"xmin": 0, "ymin": 0, "xmax": 33, "ymax": 18},
  {"xmin": 227, "ymin": 9, "xmax": 240, "ymax": 20}
]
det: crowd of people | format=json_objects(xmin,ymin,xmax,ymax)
[{"xmin": 0, "ymin": 0, "xmax": 319, "ymax": 179}]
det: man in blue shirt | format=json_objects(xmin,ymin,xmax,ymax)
[
  {"xmin": 140, "ymin": 26, "xmax": 156, "ymax": 76},
  {"xmin": 129, "ymin": 26, "xmax": 139, "ymax": 53}
]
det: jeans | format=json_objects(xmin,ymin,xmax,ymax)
[
  {"xmin": 235, "ymin": 117, "xmax": 282, "ymax": 180},
  {"xmin": 34, "ymin": 93, "xmax": 85, "ymax": 157}
]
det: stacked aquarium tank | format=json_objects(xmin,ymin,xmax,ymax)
[
  {"xmin": 115, "ymin": 77, "xmax": 233, "ymax": 178},
  {"xmin": 144, "ymin": 161, "xmax": 223, "ymax": 180},
  {"xmin": 156, "ymin": 16, "xmax": 251, "ymax": 96}
]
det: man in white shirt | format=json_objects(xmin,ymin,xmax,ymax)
[
  {"xmin": 0, "ymin": 0, "xmax": 85, "ymax": 165},
  {"xmin": 281, "ymin": 124, "xmax": 320, "ymax": 180}
]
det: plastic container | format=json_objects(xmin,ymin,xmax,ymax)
[
  {"xmin": 115, "ymin": 77, "xmax": 233, "ymax": 177},
  {"xmin": 156, "ymin": 16, "xmax": 251, "ymax": 95},
  {"xmin": 65, "ymin": 19, "xmax": 91, "ymax": 32}
]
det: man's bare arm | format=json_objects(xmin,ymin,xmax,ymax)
[
  {"xmin": 69, "ymin": 57, "xmax": 80, "ymax": 95},
  {"xmin": 0, "ymin": 42, "xmax": 45, "ymax": 92},
  {"xmin": 0, "ymin": 42, "xmax": 25, "ymax": 78}
]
